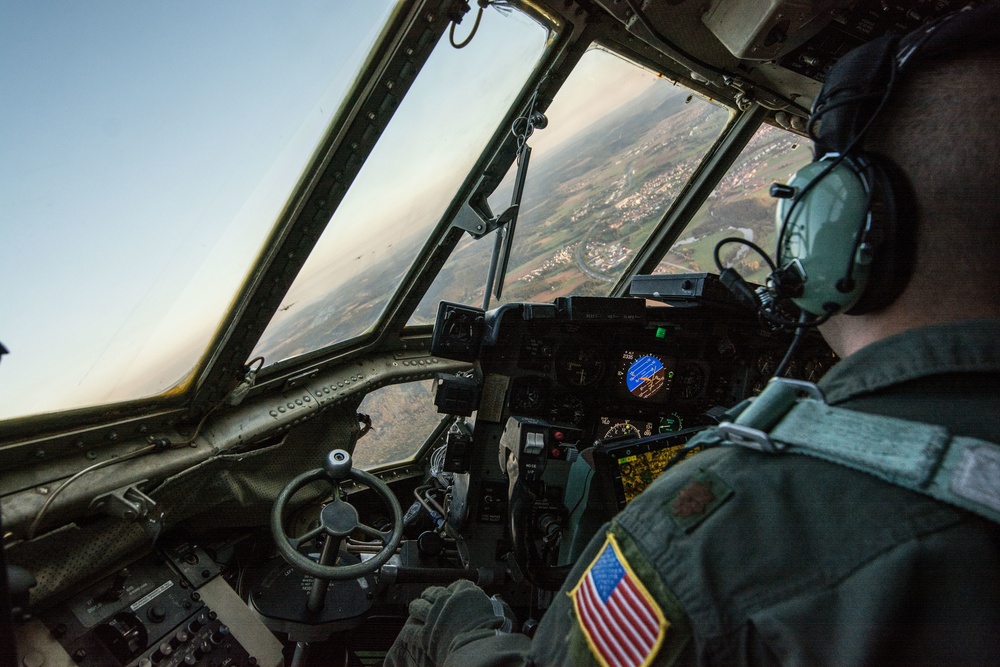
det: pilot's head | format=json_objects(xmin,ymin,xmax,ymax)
[{"xmin": 799, "ymin": 5, "xmax": 1000, "ymax": 357}]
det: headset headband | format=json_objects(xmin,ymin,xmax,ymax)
[{"xmin": 812, "ymin": 2, "xmax": 1000, "ymax": 158}]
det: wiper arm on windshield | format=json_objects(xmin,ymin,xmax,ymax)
[
  {"xmin": 483, "ymin": 143, "xmax": 529, "ymax": 308},
  {"xmin": 482, "ymin": 93, "xmax": 547, "ymax": 309}
]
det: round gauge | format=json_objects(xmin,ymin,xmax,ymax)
[
  {"xmin": 549, "ymin": 394, "xmax": 586, "ymax": 426},
  {"xmin": 675, "ymin": 362, "xmax": 706, "ymax": 400},
  {"xmin": 556, "ymin": 346, "xmax": 605, "ymax": 387},
  {"xmin": 626, "ymin": 354, "xmax": 668, "ymax": 399},
  {"xmin": 604, "ymin": 422, "xmax": 642, "ymax": 440},
  {"xmin": 756, "ymin": 352, "xmax": 778, "ymax": 377},
  {"xmin": 659, "ymin": 412, "xmax": 684, "ymax": 433},
  {"xmin": 510, "ymin": 382, "xmax": 544, "ymax": 413}
]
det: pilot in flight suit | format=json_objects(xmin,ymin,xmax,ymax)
[{"xmin": 386, "ymin": 6, "xmax": 1000, "ymax": 666}]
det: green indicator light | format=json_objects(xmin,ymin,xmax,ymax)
[{"xmin": 655, "ymin": 326, "xmax": 667, "ymax": 339}]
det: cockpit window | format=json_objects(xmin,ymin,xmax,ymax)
[
  {"xmin": 353, "ymin": 379, "xmax": 443, "ymax": 470},
  {"xmin": 251, "ymin": 10, "xmax": 549, "ymax": 367},
  {"xmin": 654, "ymin": 124, "xmax": 812, "ymax": 284},
  {"xmin": 0, "ymin": 2, "xmax": 396, "ymax": 421},
  {"xmin": 409, "ymin": 48, "xmax": 730, "ymax": 322}
]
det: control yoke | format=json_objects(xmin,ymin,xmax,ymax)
[{"xmin": 270, "ymin": 450, "xmax": 403, "ymax": 595}]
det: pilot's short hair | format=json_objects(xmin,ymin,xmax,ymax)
[{"xmin": 865, "ymin": 46, "xmax": 1000, "ymax": 301}]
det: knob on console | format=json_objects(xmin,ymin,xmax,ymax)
[
  {"xmin": 417, "ymin": 531, "xmax": 445, "ymax": 557},
  {"xmin": 210, "ymin": 626, "xmax": 230, "ymax": 645}
]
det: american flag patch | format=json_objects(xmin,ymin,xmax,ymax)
[{"xmin": 570, "ymin": 534, "xmax": 667, "ymax": 667}]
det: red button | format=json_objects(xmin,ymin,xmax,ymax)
[{"xmin": 554, "ymin": 431, "xmax": 564, "ymax": 441}]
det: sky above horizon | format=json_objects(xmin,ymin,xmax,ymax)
[{"xmin": 0, "ymin": 1, "xmax": 396, "ymax": 418}]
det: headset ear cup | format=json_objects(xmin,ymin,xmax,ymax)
[
  {"xmin": 844, "ymin": 157, "xmax": 916, "ymax": 314},
  {"xmin": 775, "ymin": 157, "xmax": 872, "ymax": 315}
]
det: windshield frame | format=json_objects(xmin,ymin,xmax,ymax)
[
  {"xmin": 249, "ymin": 2, "xmax": 568, "ymax": 387},
  {"xmin": 248, "ymin": 3, "xmax": 561, "ymax": 377},
  {"xmin": 241, "ymin": 14, "xmax": 769, "ymax": 396}
]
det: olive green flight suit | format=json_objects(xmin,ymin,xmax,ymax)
[{"xmin": 387, "ymin": 319, "xmax": 1000, "ymax": 666}]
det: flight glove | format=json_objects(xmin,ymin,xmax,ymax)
[{"xmin": 385, "ymin": 579, "xmax": 528, "ymax": 667}]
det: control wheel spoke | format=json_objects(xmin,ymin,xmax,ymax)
[
  {"xmin": 288, "ymin": 525, "xmax": 324, "ymax": 551},
  {"xmin": 357, "ymin": 522, "xmax": 391, "ymax": 545},
  {"xmin": 272, "ymin": 449, "xmax": 403, "ymax": 581}
]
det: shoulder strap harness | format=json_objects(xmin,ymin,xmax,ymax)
[{"xmin": 686, "ymin": 378, "xmax": 1000, "ymax": 524}]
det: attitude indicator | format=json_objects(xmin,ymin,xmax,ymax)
[
  {"xmin": 626, "ymin": 354, "xmax": 668, "ymax": 398},
  {"xmin": 617, "ymin": 351, "xmax": 676, "ymax": 403}
]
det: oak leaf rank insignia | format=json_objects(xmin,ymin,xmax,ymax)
[{"xmin": 669, "ymin": 471, "xmax": 733, "ymax": 532}]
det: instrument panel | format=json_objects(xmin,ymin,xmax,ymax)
[{"xmin": 467, "ymin": 294, "xmax": 835, "ymax": 447}]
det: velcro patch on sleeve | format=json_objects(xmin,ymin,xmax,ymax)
[{"xmin": 569, "ymin": 533, "xmax": 668, "ymax": 667}]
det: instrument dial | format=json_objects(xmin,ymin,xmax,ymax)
[
  {"xmin": 659, "ymin": 412, "xmax": 684, "ymax": 433},
  {"xmin": 625, "ymin": 354, "xmax": 669, "ymax": 399},
  {"xmin": 604, "ymin": 421, "xmax": 642, "ymax": 440},
  {"xmin": 556, "ymin": 346, "xmax": 605, "ymax": 387},
  {"xmin": 549, "ymin": 394, "xmax": 586, "ymax": 426},
  {"xmin": 675, "ymin": 362, "xmax": 706, "ymax": 400},
  {"xmin": 510, "ymin": 382, "xmax": 544, "ymax": 413}
]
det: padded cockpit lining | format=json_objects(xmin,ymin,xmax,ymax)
[
  {"xmin": 153, "ymin": 407, "xmax": 359, "ymax": 530},
  {"xmin": 7, "ymin": 406, "xmax": 359, "ymax": 608}
]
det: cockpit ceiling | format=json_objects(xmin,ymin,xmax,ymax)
[{"xmin": 589, "ymin": 0, "xmax": 973, "ymax": 118}]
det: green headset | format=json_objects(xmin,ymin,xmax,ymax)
[{"xmin": 772, "ymin": 2, "xmax": 1000, "ymax": 316}]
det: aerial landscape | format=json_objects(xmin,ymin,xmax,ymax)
[
  {"xmin": 256, "ymin": 78, "xmax": 812, "ymax": 368},
  {"xmin": 408, "ymin": 83, "xmax": 729, "ymax": 321},
  {"xmin": 414, "ymin": 80, "xmax": 811, "ymax": 321}
]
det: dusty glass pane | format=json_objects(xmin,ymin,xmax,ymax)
[
  {"xmin": 353, "ymin": 380, "xmax": 443, "ymax": 470},
  {"xmin": 0, "ymin": 1, "xmax": 395, "ymax": 420},
  {"xmin": 410, "ymin": 234, "xmax": 493, "ymax": 323},
  {"xmin": 409, "ymin": 48, "xmax": 729, "ymax": 323},
  {"xmin": 252, "ymin": 10, "xmax": 548, "ymax": 365},
  {"xmin": 654, "ymin": 124, "xmax": 813, "ymax": 284}
]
